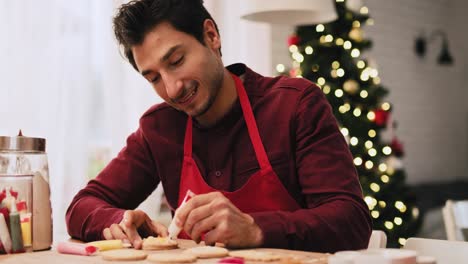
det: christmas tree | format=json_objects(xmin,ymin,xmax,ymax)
[{"xmin": 278, "ymin": 0, "xmax": 421, "ymax": 247}]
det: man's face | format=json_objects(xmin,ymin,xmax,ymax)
[{"xmin": 132, "ymin": 21, "xmax": 224, "ymax": 118}]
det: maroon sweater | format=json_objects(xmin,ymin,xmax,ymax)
[{"xmin": 66, "ymin": 63, "xmax": 371, "ymax": 252}]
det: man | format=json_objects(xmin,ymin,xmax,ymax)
[{"xmin": 66, "ymin": 0, "xmax": 371, "ymax": 252}]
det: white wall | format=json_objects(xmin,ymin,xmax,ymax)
[
  {"xmin": 271, "ymin": 0, "xmax": 468, "ymax": 184},
  {"xmin": 205, "ymin": 0, "xmax": 272, "ymax": 76}
]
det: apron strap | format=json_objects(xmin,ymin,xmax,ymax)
[
  {"xmin": 231, "ymin": 74, "xmax": 272, "ymax": 170},
  {"xmin": 184, "ymin": 117, "xmax": 193, "ymax": 157}
]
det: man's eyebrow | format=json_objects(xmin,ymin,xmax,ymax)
[
  {"xmin": 142, "ymin": 70, "xmax": 152, "ymax": 76},
  {"xmin": 141, "ymin": 44, "xmax": 182, "ymax": 76},
  {"xmin": 161, "ymin": 44, "xmax": 182, "ymax": 63}
]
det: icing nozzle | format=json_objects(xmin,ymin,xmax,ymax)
[
  {"xmin": 167, "ymin": 190, "xmax": 195, "ymax": 240},
  {"xmin": 168, "ymin": 221, "xmax": 181, "ymax": 240}
]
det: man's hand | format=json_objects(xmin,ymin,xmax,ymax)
[
  {"xmin": 175, "ymin": 192, "xmax": 263, "ymax": 248},
  {"xmin": 102, "ymin": 209, "xmax": 168, "ymax": 249}
]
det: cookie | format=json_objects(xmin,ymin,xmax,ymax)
[
  {"xmin": 101, "ymin": 249, "xmax": 148, "ymax": 261},
  {"xmin": 147, "ymin": 252, "xmax": 197, "ymax": 263},
  {"xmin": 229, "ymin": 250, "xmax": 282, "ymax": 262},
  {"xmin": 184, "ymin": 246, "xmax": 229, "ymax": 258},
  {"xmin": 280, "ymin": 256, "xmax": 303, "ymax": 264},
  {"xmin": 142, "ymin": 236, "xmax": 178, "ymax": 250}
]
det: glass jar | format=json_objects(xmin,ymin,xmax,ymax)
[{"xmin": 0, "ymin": 132, "xmax": 52, "ymax": 252}]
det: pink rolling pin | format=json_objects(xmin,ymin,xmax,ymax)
[{"xmin": 57, "ymin": 241, "xmax": 98, "ymax": 256}]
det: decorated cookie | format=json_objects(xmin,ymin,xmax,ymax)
[{"xmin": 142, "ymin": 236, "xmax": 178, "ymax": 250}]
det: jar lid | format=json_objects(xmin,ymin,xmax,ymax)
[{"xmin": 0, "ymin": 130, "xmax": 45, "ymax": 152}]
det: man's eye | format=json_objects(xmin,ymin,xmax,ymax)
[
  {"xmin": 151, "ymin": 75, "xmax": 160, "ymax": 83},
  {"xmin": 170, "ymin": 56, "xmax": 184, "ymax": 66}
]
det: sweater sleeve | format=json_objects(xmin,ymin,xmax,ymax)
[
  {"xmin": 66, "ymin": 127, "xmax": 159, "ymax": 241},
  {"xmin": 251, "ymin": 85, "xmax": 372, "ymax": 252}
]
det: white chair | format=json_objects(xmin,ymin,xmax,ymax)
[
  {"xmin": 404, "ymin": 237, "xmax": 468, "ymax": 264},
  {"xmin": 442, "ymin": 200, "xmax": 468, "ymax": 241},
  {"xmin": 367, "ymin": 230, "xmax": 387, "ymax": 249}
]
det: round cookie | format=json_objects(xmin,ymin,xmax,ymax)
[
  {"xmin": 217, "ymin": 257, "xmax": 245, "ymax": 264},
  {"xmin": 184, "ymin": 246, "xmax": 229, "ymax": 258},
  {"xmin": 101, "ymin": 249, "xmax": 148, "ymax": 261},
  {"xmin": 142, "ymin": 236, "xmax": 178, "ymax": 250},
  {"xmin": 147, "ymin": 252, "xmax": 197, "ymax": 263},
  {"xmin": 229, "ymin": 250, "xmax": 281, "ymax": 262}
]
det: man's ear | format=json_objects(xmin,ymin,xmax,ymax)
[{"xmin": 203, "ymin": 19, "xmax": 221, "ymax": 52}]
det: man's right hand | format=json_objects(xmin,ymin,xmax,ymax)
[{"xmin": 102, "ymin": 209, "xmax": 168, "ymax": 249}]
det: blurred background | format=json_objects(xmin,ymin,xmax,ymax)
[{"xmin": 0, "ymin": 0, "xmax": 467, "ymax": 246}]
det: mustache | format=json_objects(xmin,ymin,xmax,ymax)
[{"xmin": 170, "ymin": 80, "xmax": 198, "ymax": 104}]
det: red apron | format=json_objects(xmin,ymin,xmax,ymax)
[{"xmin": 177, "ymin": 74, "xmax": 301, "ymax": 239}]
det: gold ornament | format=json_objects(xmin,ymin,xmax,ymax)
[
  {"xmin": 343, "ymin": 79, "xmax": 360, "ymax": 94},
  {"xmin": 349, "ymin": 27, "xmax": 364, "ymax": 42}
]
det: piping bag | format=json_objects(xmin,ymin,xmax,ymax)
[{"xmin": 168, "ymin": 190, "xmax": 195, "ymax": 240}]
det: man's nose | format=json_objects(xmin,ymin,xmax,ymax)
[{"xmin": 163, "ymin": 74, "xmax": 184, "ymax": 101}]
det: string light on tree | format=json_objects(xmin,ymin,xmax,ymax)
[
  {"xmin": 276, "ymin": 64, "xmax": 286, "ymax": 73},
  {"xmin": 379, "ymin": 163, "xmax": 388, "ymax": 172},
  {"xmin": 371, "ymin": 211, "xmax": 380, "ymax": 219},
  {"xmin": 343, "ymin": 41, "xmax": 352, "ymax": 50},
  {"xmin": 289, "ymin": 45, "xmax": 298, "ymax": 53},
  {"xmin": 335, "ymin": 89, "xmax": 344, "ymax": 98},
  {"xmin": 357, "ymin": 60, "xmax": 366, "ymax": 69},
  {"xmin": 349, "ymin": 28, "xmax": 363, "ymax": 42},
  {"xmin": 316, "ymin": 24, "xmax": 325, "ymax": 32},
  {"xmin": 317, "ymin": 77, "xmax": 326, "ymax": 86},
  {"xmin": 382, "ymin": 146, "xmax": 392, "ymax": 155},
  {"xmin": 370, "ymin": 183, "xmax": 380, "ymax": 192},
  {"xmin": 353, "ymin": 108, "xmax": 362, "ymax": 117},
  {"xmin": 360, "ymin": 90, "xmax": 368, "ymax": 98},
  {"xmin": 351, "ymin": 48, "xmax": 361, "ymax": 58},
  {"xmin": 332, "ymin": 61, "xmax": 340, "ymax": 69},
  {"xmin": 343, "ymin": 79, "xmax": 360, "ymax": 94},
  {"xmin": 381, "ymin": 174, "xmax": 390, "ymax": 183},
  {"xmin": 336, "ymin": 38, "xmax": 344, "ymax": 45},
  {"xmin": 354, "ymin": 157, "xmax": 363, "ymax": 166}
]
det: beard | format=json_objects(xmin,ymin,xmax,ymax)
[{"xmin": 190, "ymin": 65, "xmax": 224, "ymax": 118}]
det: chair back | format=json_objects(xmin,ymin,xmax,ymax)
[
  {"xmin": 442, "ymin": 200, "xmax": 468, "ymax": 241},
  {"xmin": 404, "ymin": 237, "xmax": 468, "ymax": 264},
  {"xmin": 367, "ymin": 230, "xmax": 387, "ymax": 249}
]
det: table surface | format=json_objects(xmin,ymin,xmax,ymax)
[{"xmin": 0, "ymin": 239, "xmax": 329, "ymax": 264}]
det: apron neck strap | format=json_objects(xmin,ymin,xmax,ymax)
[
  {"xmin": 184, "ymin": 117, "xmax": 193, "ymax": 157},
  {"xmin": 231, "ymin": 74, "xmax": 271, "ymax": 169}
]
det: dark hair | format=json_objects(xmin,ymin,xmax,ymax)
[{"xmin": 113, "ymin": 0, "xmax": 220, "ymax": 71}]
